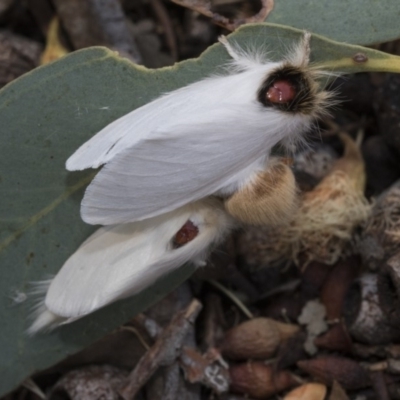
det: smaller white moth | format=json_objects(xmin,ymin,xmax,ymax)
[{"xmin": 29, "ymin": 32, "xmax": 331, "ymax": 334}]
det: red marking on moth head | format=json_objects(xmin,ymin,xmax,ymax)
[{"xmin": 266, "ymin": 80, "xmax": 296, "ymax": 104}]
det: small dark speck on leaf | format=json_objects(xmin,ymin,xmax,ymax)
[
  {"xmin": 352, "ymin": 53, "xmax": 368, "ymax": 63},
  {"xmin": 26, "ymin": 252, "xmax": 35, "ymax": 265},
  {"xmin": 14, "ymin": 232, "xmax": 23, "ymax": 241}
]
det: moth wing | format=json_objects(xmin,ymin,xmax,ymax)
[
  {"xmin": 66, "ymin": 96, "xmax": 180, "ymax": 171},
  {"xmin": 66, "ymin": 64, "xmax": 272, "ymax": 172},
  {"xmin": 28, "ymin": 200, "xmax": 232, "ymax": 333},
  {"xmin": 81, "ymin": 105, "xmax": 281, "ymax": 225},
  {"xmin": 45, "ymin": 217, "xmax": 186, "ymax": 319}
]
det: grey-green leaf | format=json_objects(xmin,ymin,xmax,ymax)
[
  {"xmin": 266, "ymin": 0, "xmax": 400, "ymax": 45},
  {"xmin": 1, "ymin": 23, "xmax": 400, "ymax": 396}
]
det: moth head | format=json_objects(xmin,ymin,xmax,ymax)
[
  {"xmin": 257, "ymin": 32, "xmax": 332, "ymax": 119},
  {"xmin": 220, "ymin": 32, "xmax": 335, "ymax": 155}
]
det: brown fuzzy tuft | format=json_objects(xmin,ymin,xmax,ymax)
[{"xmin": 224, "ymin": 159, "xmax": 298, "ymax": 226}]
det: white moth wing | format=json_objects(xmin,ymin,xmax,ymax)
[
  {"xmin": 66, "ymin": 95, "xmax": 185, "ymax": 171},
  {"xmin": 29, "ymin": 200, "xmax": 233, "ymax": 333},
  {"xmin": 80, "ymin": 101, "xmax": 304, "ymax": 225},
  {"xmin": 66, "ymin": 63, "xmax": 280, "ymax": 171}
]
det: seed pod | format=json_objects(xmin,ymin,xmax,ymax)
[
  {"xmin": 314, "ymin": 322, "xmax": 353, "ymax": 353},
  {"xmin": 297, "ymin": 356, "xmax": 370, "ymax": 390},
  {"xmin": 343, "ymin": 273, "xmax": 398, "ymax": 344},
  {"xmin": 320, "ymin": 256, "xmax": 360, "ymax": 321},
  {"xmin": 283, "ymin": 383, "xmax": 327, "ymax": 400},
  {"xmin": 229, "ymin": 362, "xmax": 297, "ymax": 399},
  {"xmin": 352, "ymin": 343, "xmax": 385, "ymax": 358},
  {"xmin": 377, "ymin": 252, "xmax": 400, "ymax": 333},
  {"xmin": 328, "ymin": 381, "xmax": 350, "ymax": 400},
  {"xmin": 301, "ymin": 261, "xmax": 335, "ymax": 300},
  {"xmin": 276, "ymin": 330, "xmax": 308, "ymax": 370},
  {"xmin": 358, "ymin": 180, "xmax": 400, "ymax": 270},
  {"xmin": 369, "ymin": 371, "xmax": 391, "ymax": 400},
  {"xmin": 237, "ymin": 133, "xmax": 370, "ymax": 267},
  {"xmin": 220, "ymin": 318, "xmax": 299, "ymax": 360}
]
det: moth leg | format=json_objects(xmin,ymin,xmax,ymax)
[{"xmin": 224, "ymin": 159, "xmax": 298, "ymax": 226}]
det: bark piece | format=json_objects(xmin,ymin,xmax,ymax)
[
  {"xmin": 180, "ymin": 347, "xmax": 229, "ymax": 393},
  {"xmin": 119, "ymin": 299, "xmax": 202, "ymax": 400},
  {"xmin": 53, "ymin": 0, "xmax": 141, "ymax": 62},
  {"xmin": 170, "ymin": 0, "xmax": 274, "ymax": 31},
  {"xmin": 0, "ymin": 30, "xmax": 42, "ymax": 87},
  {"xmin": 49, "ymin": 365, "xmax": 128, "ymax": 400}
]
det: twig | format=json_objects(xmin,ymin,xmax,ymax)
[
  {"xmin": 170, "ymin": 0, "xmax": 274, "ymax": 31},
  {"xmin": 121, "ymin": 326, "xmax": 151, "ymax": 351},
  {"xmin": 119, "ymin": 299, "xmax": 203, "ymax": 400},
  {"xmin": 203, "ymin": 293, "xmax": 225, "ymax": 348},
  {"xmin": 255, "ymin": 279, "xmax": 301, "ymax": 302},
  {"xmin": 22, "ymin": 379, "xmax": 45, "ymax": 399},
  {"xmin": 133, "ymin": 313, "xmax": 162, "ymax": 339},
  {"xmin": 224, "ymin": 263, "xmax": 260, "ymax": 302},
  {"xmin": 162, "ymin": 363, "xmax": 181, "ymax": 400},
  {"xmin": 150, "ymin": 0, "xmax": 178, "ymax": 61},
  {"xmin": 208, "ymin": 280, "xmax": 253, "ymax": 319}
]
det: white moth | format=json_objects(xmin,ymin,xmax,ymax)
[{"xmin": 29, "ymin": 33, "xmax": 331, "ymax": 334}]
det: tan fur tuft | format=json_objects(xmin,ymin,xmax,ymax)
[{"xmin": 224, "ymin": 160, "xmax": 298, "ymax": 226}]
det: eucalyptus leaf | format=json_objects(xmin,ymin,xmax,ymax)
[
  {"xmin": 1, "ymin": 23, "xmax": 400, "ymax": 396},
  {"xmin": 267, "ymin": 0, "xmax": 400, "ymax": 45}
]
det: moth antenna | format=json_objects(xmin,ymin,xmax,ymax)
[
  {"xmin": 218, "ymin": 35, "xmax": 240, "ymax": 61},
  {"xmin": 218, "ymin": 35, "xmax": 264, "ymax": 71},
  {"xmin": 286, "ymin": 31, "xmax": 311, "ymax": 68},
  {"xmin": 301, "ymin": 31, "xmax": 311, "ymax": 65}
]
